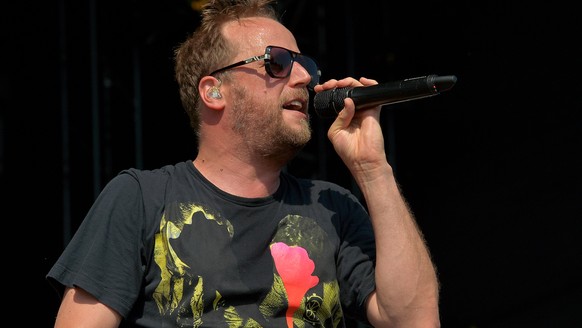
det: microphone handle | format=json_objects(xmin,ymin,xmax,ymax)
[{"xmin": 350, "ymin": 74, "xmax": 441, "ymax": 109}]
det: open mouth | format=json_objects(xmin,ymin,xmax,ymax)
[{"xmin": 283, "ymin": 99, "xmax": 307, "ymax": 114}]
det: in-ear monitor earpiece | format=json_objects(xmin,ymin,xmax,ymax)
[{"xmin": 207, "ymin": 84, "xmax": 222, "ymax": 99}]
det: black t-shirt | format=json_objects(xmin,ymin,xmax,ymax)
[{"xmin": 47, "ymin": 161, "xmax": 376, "ymax": 327}]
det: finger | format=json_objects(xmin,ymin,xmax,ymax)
[
  {"xmin": 359, "ymin": 77, "xmax": 379, "ymax": 86},
  {"xmin": 313, "ymin": 79, "xmax": 338, "ymax": 93}
]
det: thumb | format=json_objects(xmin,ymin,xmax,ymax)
[{"xmin": 328, "ymin": 99, "xmax": 355, "ymax": 138}]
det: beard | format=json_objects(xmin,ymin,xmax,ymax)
[{"xmin": 230, "ymin": 85, "xmax": 312, "ymax": 161}]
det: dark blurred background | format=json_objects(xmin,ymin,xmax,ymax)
[{"xmin": 2, "ymin": 0, "xmax": 581, "ymax": 327}]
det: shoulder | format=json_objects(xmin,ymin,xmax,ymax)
[
  {"xmin": 284, "ymin": 172, "xmax": 350, "ymax": 192},
  {"xmin": 120, "ymin": 160, "xmax": 190, "ymax": 178},
  {"xmin": 281, "ymin": 172, "xmax": 358, "ymax": 203},
  {"xmin": 96, "ymin": 161, "xmax": 194, "ymax": 206},
  {"xmin": 117, "ymin": 160, "xmax": 193, "ymax": 186}
]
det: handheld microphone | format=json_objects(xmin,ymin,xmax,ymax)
[{"xmin": 313, "ymin": 74, "xmax": 457, "ymax": 118}]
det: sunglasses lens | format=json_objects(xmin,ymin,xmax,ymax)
[
  {"xmin": 267, "ymin": 46, "xmax": 321, "ymax": 89},
  {"xmin": 269, "ymin": 47, "xmax": 293, "ymax": 77}
]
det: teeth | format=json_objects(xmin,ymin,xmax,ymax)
[{"xmin": 284, "ymin": 100, "xmax": 303, "ymax": 110}]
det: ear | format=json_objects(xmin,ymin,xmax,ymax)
[{"xmin": 199, "ymin": 76, "xmax": 225, "ymax": 111}]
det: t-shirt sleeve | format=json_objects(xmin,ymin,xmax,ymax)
[
  {"xmin": 333, "ymin": 188, "xmax": 377, "ymax": 324},
  {"xmin": 46, "ymin": 172, "xmax": 148, "ymax": 318}
]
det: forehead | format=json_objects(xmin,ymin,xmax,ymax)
[{"xmin": 222, "ymin": 17, "xmax": 299, "ymax": 57}]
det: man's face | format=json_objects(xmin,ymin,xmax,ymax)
[{"xmin": 221, "ymin": 17, "xmax": 314, "ymax": 159}]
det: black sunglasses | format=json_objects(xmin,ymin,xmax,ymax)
[{"xmin": 209, "ymin": 45, "xmax": 321, "ymax": 89}]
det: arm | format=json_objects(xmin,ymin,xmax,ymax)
[
  {"xmin": 54, "ymin": 287, "xmax": 122, "ymax": 328},
  {"xmin": 316, "ymin": 77, "xmax": 440, "ymax": 327}
]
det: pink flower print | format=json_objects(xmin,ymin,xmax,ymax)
[{"xmin": 270, "ymin": 242, "xmax": 319, "ymax": 328}]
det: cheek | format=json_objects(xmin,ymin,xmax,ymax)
[{"xmin": 231, "ymin": 84, "xmax": 284, "ymax": 126}]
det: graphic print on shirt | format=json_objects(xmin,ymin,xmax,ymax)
[{"xmin": 152, "ymin": 202, "xmax": 344, "ymax": 327}]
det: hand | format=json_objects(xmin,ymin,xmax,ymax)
[{"xmin": 314, "ymin": 77, "xmax": 388, "ymax": 179}]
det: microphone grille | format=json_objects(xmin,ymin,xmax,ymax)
[{"xmin": 313, "ymin": 87, "xmax": 351, "ymax": 118}]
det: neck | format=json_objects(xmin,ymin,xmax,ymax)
[{"xmin": 192, "ymin": 152, "xmax": 282, "ymax": 198}]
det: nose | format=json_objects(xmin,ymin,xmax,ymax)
[{"xmin": 290, "ymin": 61, "xmax": 313, "ymax": 88}]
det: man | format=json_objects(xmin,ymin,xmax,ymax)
[{"xmin": 47, "ymin": 0, "xmax": 440, "ymax": 327}]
